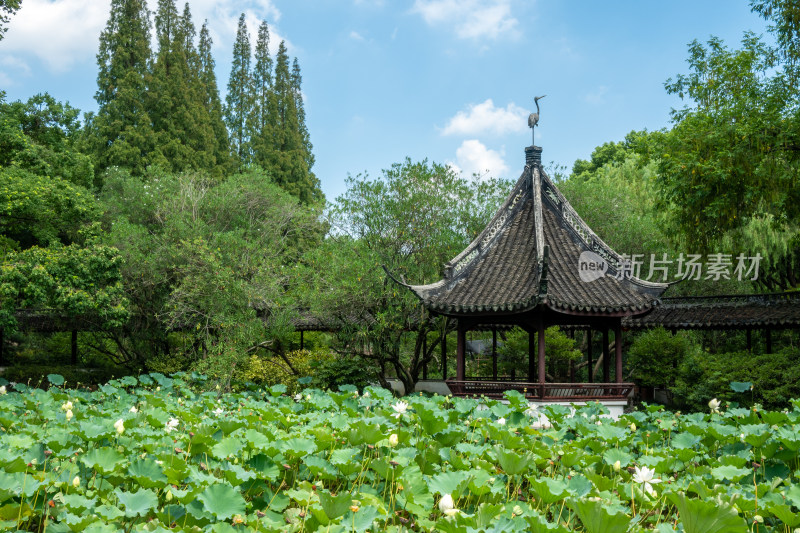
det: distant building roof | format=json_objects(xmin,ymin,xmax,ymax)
[
  {"xmin": 623, "ymin": 292, "xmax": 800, "ymax": 330},
  {"xmin": 389, "ymin": 146, "xmax": 667, "ymax": 317}
]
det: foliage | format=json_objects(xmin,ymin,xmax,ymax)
[
  {"xmin": 224, "ymin": 13, "xmax": 253, "ymax": 166},
  {"xmin": 235, "ymin": 349, "xmax": 334, "ymax": 394},
  {"xmin": 97, "ymin": 168, "xmax": 323, "ymax": 376},
  {"xmin": 494, "ymin": 327, "xmax": 583, "ymax": 381},
  {"xmin": 310, "ymin": 352, "xmax": 375, "ymax": 392},
  {"xmin": 672, "ymin": 345, "xmax": 800, "ymax": 411},
  {"xmin": 627, "ymin": 328, "xmax": 701, "ymax": 388},
  {"xmin": 301, "ymin": 158, "xmax": 509, "ymax": 394},
  {"xmin": 0, "ymin": 242, "xmax": 130, "ymax": 332},
  {"xmin": 657, "ymin": 2, "xmax": 800, "ymax": 289},
  {"xmin": 0, "ymin": 376, "xmax": 797, "ymax": 531}
]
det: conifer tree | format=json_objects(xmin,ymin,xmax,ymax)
[
  {"xmin": 291, "ymin": 58, "xmax": 322, "ymax": 203},
  {"xmin": 91, "ymin": 0, "xmax": 156, "ymax": 175},
  {"xmin": 224, "ymin": 13, "xmax": 253, "ymax": 167},
  {"xmin": 199, "ymin": 21, "xmax": 233, "ymax": 175},
  {"xmin": 249, "ymin": 20, "xmax": 273, "ymax": 169},
  {"xmin": 263, "ymin": 41, "xmax": 322, "ymax": 204}
]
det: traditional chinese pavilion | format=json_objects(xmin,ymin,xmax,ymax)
[{"xmin": 390, "ymin": 142, "xmax": 669, "ymax": 402}]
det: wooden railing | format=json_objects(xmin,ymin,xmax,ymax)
[{"xmin": 445, "ymin": 380, "xmax": 634, "ymax": 401}]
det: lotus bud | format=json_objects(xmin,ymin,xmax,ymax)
[
  {"xmin": 388, "ymin": 433, "xmax": 399, "ymax": 447},
  {"xmin": 0, "ymin": 385, "xmax": 5, "ymax": 395},
  {"xmin": 630, "ymin": 423, "xmax": 636, "ymax": 432},
  {"xmin": 130, "ymin": 406, "xmax": 138, "ymax": 413},
  {"xmin": 114, "ymin": 418, "xmax": 125, "ymax": 435},
  {"xmin": 438, "ymin": 494, "xmax": 454, "ymax": 514},
  {"xmin": 613, "ymin": 460, "xmax": 621, "ymax": 472},
  {"xmin": 166, "ymin": 490, "xmax": 173, "ymax": 502},
  {"xmin": 65, "ymin": 409, "xmax": 73, "ymax": 421},
  {"xmin": 61, "ymin": 401, "xmax": 73, "ymax": 411},
  {"xmin": 72, "ymin": 476, "xmax": 80, "ymax": 488}
]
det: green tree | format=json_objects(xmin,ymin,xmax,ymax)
[
  {"xmin": 262, "ymin": 42, "xmax": 322, "ymax": 204},
  {"xmin": 198, "ymin": 21, "xmax": 232, "ymax": 175},
  {"xmin": 98, "ymin": 168, "xmax": 323, "ymax": 379},
  {"xmin": 657, "ymin": 2, "xmax": 800, "ymax": 289},
  {"xmin": 90, "ymin": 0, "xmax": 156, "ymax": 176},
  {"xmin": 300, "ymin": 159, "xmax": 508, "ymax": 393},
  {"xmin": 224, "ymin": 13, "xmax": 253, "ymax": 166},
  {"xmin": 248, "ymin": 19, "xmax": 272, "ymax": 169}
]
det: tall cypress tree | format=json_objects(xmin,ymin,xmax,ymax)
[
  {"xmin": 249, "ymin": 20, "xmax": 273, "ymax": 169},
  {"xmin": 291, "ymin": 58, "xmax": 322, "ymax": 203},
  {"xmin": 263, "ymin": 41, "xmax": 321, "ymax": 204},
  {"xmin": 224, "ymin": 13, "xmax": 253, "ymax": 167},
  {"xmin": 91, "ymin": 0, "xmax": 156, "ymax": 175},
  {"xmin": 198, "ymin": 21, "xmax": 233, "ymax": 175}
]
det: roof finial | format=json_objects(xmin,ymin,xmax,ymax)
[{"xmin": 528, "ymin": 95, "xmax": 546, "ymax": 146}]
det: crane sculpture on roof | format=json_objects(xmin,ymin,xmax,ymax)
[{"xmin": 528, "ymin": 95, "xmax": 546, "ymax": 145}]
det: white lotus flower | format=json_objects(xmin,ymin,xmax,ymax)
[
  {"xmin": 114, "ymin": 418, "xmax": 125, "ymax": 435},
  {"xmin": 531, "ymin": 414, "xmax": 552, "ymax": 430},
  {"xmin": 388, "ymin": 433, "xmax": 399, "ymax": 447},
  {"xmin": 708, "ymin": 398, "xmax": 721, "ymax": 413},
  {"xmin": 129, "ymin": 406, "xmax": 138, "ymax": 413},
  {"xmin": 363, "ymin": 391, "xmax": 370, "ymax": 398},
  {"xmin": 213, "ymin": 407, "xmax": 224, "ymax": 416},
  {"xmin": 72, "ymin": 476, "xmax": 80, "ymax": 488},
  {"xmin": 438, "ymin": 493, "xmax": 455, "ymax": 513},
  {"xmin": 65, "ymin": 409, "xmax": 73, "ymax": 421},
  {"xmin": 391, "ymin": 401, "xmax": 409, "ymax": 419},
  {"xmin": 497, "ymin": 417, "xmax": 506, "ymax": 426},
  {"xmin": 632, "ymin": 465, "xmax": 661, "ymax": 497},
  {"xmin": 165, "ymin": 418, "xmax": 179, "ymax": 433},
  {"xmin": 293, "ymin": 393, "xmax": 302, "ymax": 402},
  {"xmin": 0, "ymin": 385, "xmax": 5, "ymax": 395},
  {"xmin": 61, "ymin": 401, "xmax": 73, "ymax": 411}
]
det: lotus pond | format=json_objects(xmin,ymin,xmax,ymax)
[{"xmin": 0, "ymin": 373, "xmax": 799, "ymax": 532}]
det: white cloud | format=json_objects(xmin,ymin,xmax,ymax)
[
  {"xmin": 1, "ymin": 0, "xmax": 283, "ymax": 74},
  {"xmin": 2, "ymin": 0, "xmax": 109, "ymax": 72},
  {"xmin": 349, "ymin": 30, "xmax": 365, "ymax": 41},
  {"xmin": 442, "ymin": 99, "xmax": 528, "ymax": 136},
  {"xmin": 411, "ymin": 0, "xmax": 519, "ymax": 40},
  {"xmin": 451, "ymin": 139, "xmax": 509, "ymax": 179}
]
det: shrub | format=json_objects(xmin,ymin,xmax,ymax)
[
  {"xmin": 310, "ymin": 353, "xmax": 375, "ymax": 392},
  {"xmin": 671, "ymin": 346, "xmax": 800, "ymax": 410},
  {"xmin": 627, "ymin": 328, "xmax": 700, "ymax": 388},
  {"xmin": 234, "ymin": 349, "xmax": 332, "ymax": 394}
]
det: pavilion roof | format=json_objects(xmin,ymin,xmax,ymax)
[{"xmin": 390, "ymin": 145, "xmax": 668, "ymax": 317}]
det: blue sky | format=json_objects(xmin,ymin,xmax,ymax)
[{"xmin": 2, "ymin": 0, "xmax": 769, "ymax": 202}]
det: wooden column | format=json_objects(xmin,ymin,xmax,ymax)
[
  {"xmin": 528, "ymin": 328, "xmax": 536, "ymax": 381},
  {"xmin": 300, "ymin": 330, "xmax": 304, "ymax": 350},
  {"xmin": 71, "ymin": 330, "xmax": 78, "ymax": 365},
  {"xmin": 746, "ymin": 329, "xmax": 752, "ymax": 352},
  {"xmin": 422, "ymin": 334, "xmax": 428, "ymax": 380},
  {"xmin": 586, "ymin": 328, "xmax": 593, "ymax": 383},
  {"xmin": 614, "ymin": 321, "xmax": 622, "ymax": 384},
  {"xmin": 441, "ymin": 325, "xmax": 448, "ymax": 380},
  {"xmin": 491, "ymin": 329, "xmax": 498, "ymax": 380},
  {"xmin": 456, "ymin": 322, "xmax": 466, "ymax": 380},
  {"xmin": 537, "ymin": 321, "xmax": 546, "ymax": 384},
  {"xmin": 602, "ymin": 328, "xmax": 610, "ymax": 383},
  {"xmin": 765, "ymin": 329, "xmax": 772, "ymax": 354}
]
